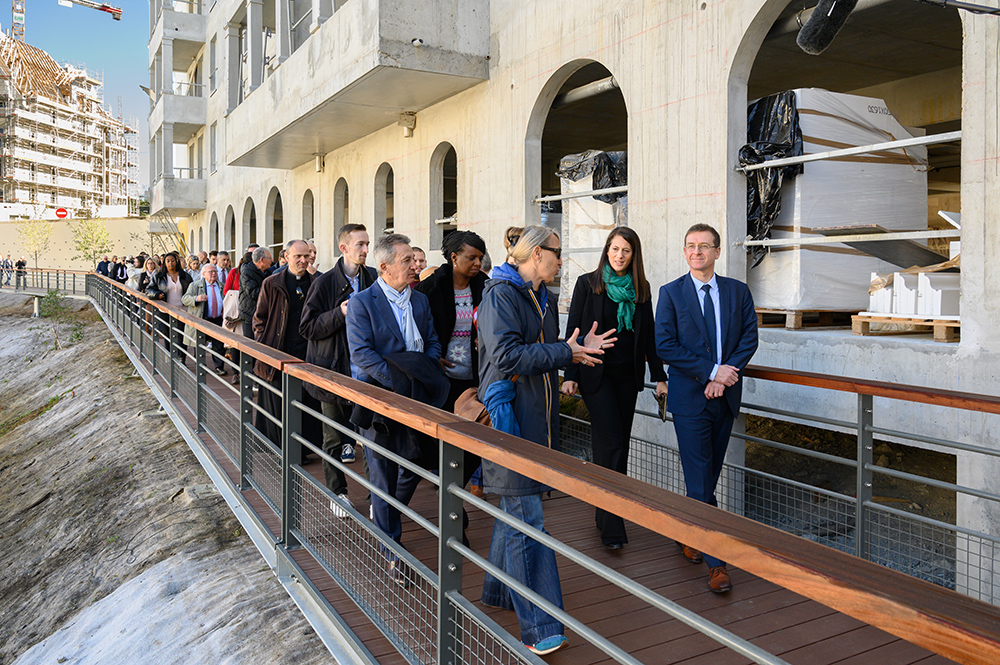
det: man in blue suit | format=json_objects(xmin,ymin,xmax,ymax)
[
  {"xmin": 347, "ymin": 233, "xmax": 443, "ymax": 584},
  {"xmin": 655, "ymin": 223, "xmax": 758, "ymax": 594}
]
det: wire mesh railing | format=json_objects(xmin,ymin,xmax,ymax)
[{"xmin": 73, "ymin": 272, "xmax": 1000, "ymax": 665}]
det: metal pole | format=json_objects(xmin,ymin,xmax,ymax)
[
  {"xmin": 282, "ymin": 371, "xmax": 302, "ymax": 548},
  {"xmin": 196, "ymin": 329, "xmax": 207, "ymax": 433},
  {"xmin": 239, "ymin": 350, "xmax": 254, "ymax": 491},
  {"xmin": 739, "ymin": 228, "xmax": 960, "ymax": 248},
  {"xmin": 437, "ymin": 440, "xmax": 465, "ymax": 665},
  {"xmin": 533, "ymin": 185, "xmax": 628, "ymax": 204},
  {"xmin": 739, "ymin": 130, "xmax": 961, "ymax": 173},
  {"xmin": 856, "ymin": 393, "xmax": 874, "ymax": 560}
]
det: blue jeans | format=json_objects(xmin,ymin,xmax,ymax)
[{"xmin": 482, "ymin": 494, "xmax": 564, "ymax": 645}]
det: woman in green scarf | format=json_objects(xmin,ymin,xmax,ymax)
[{"xmin": 561, "ymin": 227, "xmax": 667, "ymax": 550}]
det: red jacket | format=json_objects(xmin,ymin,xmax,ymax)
[{"xmin": 223, "ymin": 266, "xmax": 240, "ymax": 294}]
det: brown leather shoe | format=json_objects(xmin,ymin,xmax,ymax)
[
  {"xmin": 708, "ymin": 566, "xmax": 733, "ymax": 594},
  {"xmin": 678, "ymin": 542, "xmax": 703, "ymax": 564}
]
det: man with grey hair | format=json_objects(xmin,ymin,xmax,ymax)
[
  {"xmin": 306, "ymin": 239, "xmax": 320, "ymax": 275},
  {"xmin": 347, "ymin": 233, "xmax": 445, "ymax": 584},
  {"xmin": 253, "ymin": 240, "xmax": 321, "ymax": 447},
  {"xmin": 181, "ymin": 263, "xmax": 228, "ymax": 374},
  {"xmin": 239, "ymin": 246, "xmax": 273, "ymax": 339}
]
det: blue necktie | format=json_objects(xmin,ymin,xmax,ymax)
[{"xmin": 702, "ymin": 283, "xmax": 717, "ymax": 364}]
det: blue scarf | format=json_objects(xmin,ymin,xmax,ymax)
[
  {"xmin": 492, "ymin": 261, "xmax": 548, "ymax": 313},
  {"xmin": 482, "ymin": 380, "xmax": 519, "ymax": 436}
]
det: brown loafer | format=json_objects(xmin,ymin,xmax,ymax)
[
  {"xmin": 678, "ymin": 542, "xmax": 703, "ymax": 564},
  {"xmin": 708, "ymin": 566, "xmax": 732, "ymax": 594}
]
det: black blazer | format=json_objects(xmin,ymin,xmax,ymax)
[
  {"xmin": 415, "ymin": 263, "xmax": 486, "ymax": 379},
  {"xmin": 563, "ymin": 271, "xmax": 666, "ymax": 393}
]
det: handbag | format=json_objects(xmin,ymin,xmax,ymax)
[
  {"xmin": 455, "ymin": 387, "xmax": 491, "ymax": 426},
  {"xmin": 222, "ymin": 288, "xmax": 240, "ymax": 323}
]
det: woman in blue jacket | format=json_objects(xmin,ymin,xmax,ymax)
[{"xmin": 476, "ymin": 225, "xmax": 613, "ymax": 656}]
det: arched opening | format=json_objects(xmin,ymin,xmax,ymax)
[
  {"xmin": 265, "ymin": 186, "xmax": 284, "ymax": 258},
  {"xmin": 374, "ymin": 163, "xmax": 393, "ymax": 236},
  {"xmin": 209, "ymin": 212, "xmax": 219, "ymax": 251},
  {"xmin": 429, "ymin": 142, "xmax": 458, "ymax": 251},
  {"xmin": 302, "ymin": 189, "xmax": 314, "ymax": 239},
  {"xmin": 243, "ymin": 198, "xmax": 257, "ymax": 248},
  {"xmin": 225, "ymin": 205, "xmax": 236, "ymax": 255},
  {"xmin": 333, "ymin": 178, "xmax": 350, "ymax": 257},
  {"xmin": 526, "ymin": 60, "xmax": 628, "ymax": 309},
  {"xmin": 735, "ymin": 1, "xmax": 962, "ymax": 312}
]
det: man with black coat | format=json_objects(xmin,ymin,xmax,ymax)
[
  {"xmin": 299, "ymin": 223, "xmax": 376, "ymax": 508},
  {"xmin": 252, "ymin": 240, "xmax": 321, "ymax": 451},
  {"xmin": 240, "ymin": 246, "xmax": 272, "ymax": 339}
]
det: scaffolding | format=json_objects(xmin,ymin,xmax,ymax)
[{"xmin": 0, "ymin": 35, "xmax": 136, "ymax": 219}]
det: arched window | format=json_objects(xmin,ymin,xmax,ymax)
[
  {"xmin": 225, "ymin": 205, "xmax": 236, "ymax": 254},
  {"xmin": 333, "ymin": 178, "xmax": 349, "ymax": 257},
  {"xmin": 265, "ymin": 186, "xmax": 284, "ymax": 257},
  {"xmin": 243, "ymin": 198, "xmax": 257, "ymax": 247},
  {"xmin": 198, "ymin": 226, "xmax": 204, "ymax": 253},
  {"xmin": 374, "ymin": 163, "xmax": 393, "ymax": 236},
  {"xmin": 209, "ymin": 212, "xmax": 219, "ymax": 250},
  {"xmin": 302, "ymin": 189, "xmax": 314, "ymax": 239},
  {"xmin": 429, "ymin": 142, "xmax": 458, "ymax": 250}
]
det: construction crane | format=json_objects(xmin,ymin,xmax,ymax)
[{"xmin": 12, "ymin": 0, "xmax": 123, "ymax": 42}]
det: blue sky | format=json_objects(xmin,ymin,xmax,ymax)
[{"xmin": 12, "ymin": 1, "xmax": 150, "ymax": 189}]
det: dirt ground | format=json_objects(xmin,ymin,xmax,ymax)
[{"xmin": 745, "ymin": 414, "xmax": 956, "ymax": 525}]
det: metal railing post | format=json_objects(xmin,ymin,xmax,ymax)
[
  {"xmin": 169, "ymin": 315, "xmax": 181, "ymax": 397},
  {"xmin": 282, "ymin": 370, "xmax": 302, "ymax": 548},
  {"xmin": 438, "ymin": 440, "xmax": 464, "ymax": 665},
  {"xmin": 856, "ymin": 393, "xmax": 874, "ymax": 560},
  {"xmin": 239, "ymin": 349, "xmax": 254, "ymax": 490},
  {"xmin": 196, "ymin": 329, "xmax": 207, "ymax": 433}
]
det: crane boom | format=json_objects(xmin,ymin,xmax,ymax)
[{"xmin": 12, "ymin": 0, "xmax": 124, "ymax": 42}]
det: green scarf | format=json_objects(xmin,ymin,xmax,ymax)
[{"xmin": 602, "ymin": 263, "xmax": 636, "ymax": 332}]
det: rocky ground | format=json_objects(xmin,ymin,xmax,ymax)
[{"xmin": 0, "ymin": 292, "xmax": 333, "ymax": 665}]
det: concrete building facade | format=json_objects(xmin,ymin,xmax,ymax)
[
  {"xmin": 149, "ymin": 0, "xmax": 1000, "ymax": 598},
  {"xmin": 0, "ymin": 36, "xmax": 137, "ymax": 220}
]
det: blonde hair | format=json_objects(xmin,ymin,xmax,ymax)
[{"xmin": 508, "ymin": 225, "xmax": 557, "ymax": 266}]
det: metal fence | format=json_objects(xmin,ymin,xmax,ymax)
[{"xmin": 74, "ymin": 273, "xmax": 1000, "ymax": 665}]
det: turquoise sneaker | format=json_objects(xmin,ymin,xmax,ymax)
[{"xmin": 526, "ymin": 635, "xmax": 568, "ymax": 656}]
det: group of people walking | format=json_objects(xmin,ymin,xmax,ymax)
[
  {"xmin": 100, "ymin": 218, "xmax": 758, "ymax": 657},
  {"xmin": 1, "ymin": 254, "xmax": 28, "ymax": 290}
]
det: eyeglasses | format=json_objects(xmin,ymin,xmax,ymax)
[
  {"xmin": 539, "ymin": 245, "xmax": 562, "ymax": 260},
  {"xmin": 684, "ymin": 243, "xmax": 717, "ymax": 253}
]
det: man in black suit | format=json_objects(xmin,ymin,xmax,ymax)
[{"xmin": 655, "ymin": 223, "xmax": 758, "ymax": 594}]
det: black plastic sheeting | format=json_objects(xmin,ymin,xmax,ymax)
[
  {"xmin": 739, "ymin": 91, "xmax": 804, "ymax": 268},
  {"xmin": 556, "ymin": 150, "xmax": 628, "ymax": 203}
]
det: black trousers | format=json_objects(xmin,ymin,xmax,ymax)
[{"xmin": 582, "ymin": 375, "xmax": 639, "ymax": 545}]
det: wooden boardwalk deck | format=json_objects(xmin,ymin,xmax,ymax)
[{"xmin": 135, "ymin": 352, "xmax": 957, "ymax": 665}]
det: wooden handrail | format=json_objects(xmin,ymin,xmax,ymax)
[{"xmin": 745, "ymin": 365, "xmax": 1000, "ymax": 415}]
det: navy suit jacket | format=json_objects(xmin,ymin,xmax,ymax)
[
  {"xmin": 655, "ymin": 273, "xmax": 758, "ymax": 418},
  {"xmin": 346, "ymin": 282, "xmax": 441, "ymax": 389}
]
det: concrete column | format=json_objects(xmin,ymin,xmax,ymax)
[
  {"xmin": 247, "ymin": 0, "xmax": 264, "ymax": 91},
  {"xmin": 310, "ymin": 0, "xmax": 333, "ymax": 33},
  {"xmin": 275, "ymin": 0, "xmax": 291, "ymax": 63},
  {"xmin": 161, "ymin": 38, "xmax": 174, "ymax": 96},
  {"xmin": 150, "ymin": 135, "xmax": 158, "ymax": 182},
  {"xmin": 149, "ymin": 0, "xmax": 155, "ymax": 35},
  {"xmin": 226, "ymin": 22, "xmax": 241, "ymax": 112},
  {"xmin": 162, "ymin": 123, "xmax": 174, "ymax": 179},
  {"xmin": 153, "ymin": 52, "xmax": 162, "ymax": 98}
]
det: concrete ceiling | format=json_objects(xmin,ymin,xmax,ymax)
[{"xmin": 749, "ymin": 0, "xmax": 962, "ymax": 100}]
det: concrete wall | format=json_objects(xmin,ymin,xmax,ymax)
[
  {"xmin": 169, "ymin": 0, "xmax": 1000, "ymax": 587},
  {"xmin": 0, "ymin": 217, "xmax": 161, "ymax": 271}
]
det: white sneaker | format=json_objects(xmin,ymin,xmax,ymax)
[
  {"xmin": 329, "ymin": 493, "xmax": 353, "ymax": 518},
  {"xmin": 341, "ymin": 443, "xmax": 356, "ymax": 464}
]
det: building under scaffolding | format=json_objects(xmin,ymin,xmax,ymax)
[{"xmin": 0, "ymin": 34, "xmax": 137, "ymax": 220}]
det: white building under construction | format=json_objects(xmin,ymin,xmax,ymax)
[{"xmin": 0, "ymin": 35, "xmax": 137, "ymax": 220}]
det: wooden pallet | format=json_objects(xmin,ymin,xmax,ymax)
[
  {"xmin": 852, "ymin": 313, "xmax": 961, "ymax": 342},
  {"xmin": 756, "ymin": 308, "xmax": 857, "ymax": 330}
]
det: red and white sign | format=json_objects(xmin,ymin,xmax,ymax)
[{"xmin": 55, "ymin": 208, "xmax": 68, "ymax": 219}]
